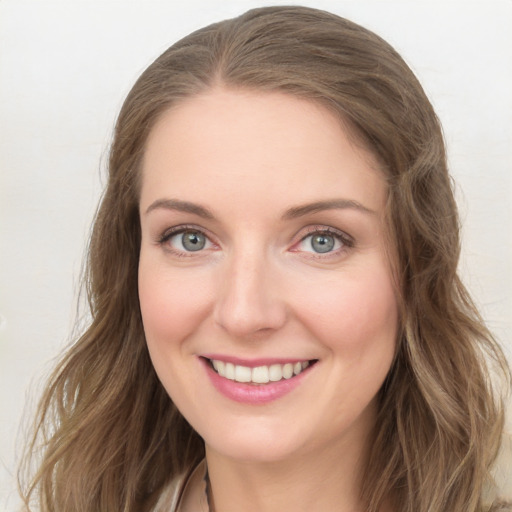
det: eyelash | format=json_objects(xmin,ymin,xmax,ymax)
[
  {"xmin": 158, "ymin": 225, "xmax": 214, "ymax": 257},
  {"xmin": 293, "ymin": 225, "xmax": 354, "ymax": 258},
  {"xmin": 157, "ymin": 224, "xmax": 354, "ymax": 258}
]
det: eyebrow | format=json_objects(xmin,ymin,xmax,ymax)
[
  {"xmin": 145, "ymin": 198, "xmax": 214, "ymax": 219},
  {"xmin": 144, "ymin": 197, "xmax": 375, "ymax": 219},
  {"xmin": 282, "ymin": 199, "xmax": 375, "ymax": 219}
]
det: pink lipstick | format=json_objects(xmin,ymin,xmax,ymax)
[{"xmin": 200, "ymin": 356, "xmax": 316, "ymax": 404}]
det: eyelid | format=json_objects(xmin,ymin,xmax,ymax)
[
  {"xmin": 291, "ymin": 225, "xmax": 354, "ymax": 256},
  {"xmin": 155, "ymin": 223, "xmax": 353, "ymax": 257},
  {"xmin": 157, "ymin": 224, "xmax": 217, "ymax": 255}
]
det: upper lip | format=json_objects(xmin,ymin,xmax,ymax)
[{"xmin": 201, "ymin": 354, "xmax": 316, "ymax": 368}]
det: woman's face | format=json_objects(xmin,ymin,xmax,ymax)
[{"xmin": 138, "ymin": 88, "xmax": 398, "ymax": 464}]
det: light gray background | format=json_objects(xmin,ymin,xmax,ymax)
[{"xmin": 1, "ymin": 1, "xmax": 511, "ymax": 509}]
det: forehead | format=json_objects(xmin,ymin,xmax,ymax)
[{"xmin": 140, "ymin": 87, "xmax": 387, "ymax": 215}]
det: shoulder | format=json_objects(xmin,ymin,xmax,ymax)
[
  {"xmin": 485, "ymin": 432, "xmax": 512, "ymax": 509},
  {"xmin": 152, "ymin": 460, "xmax": 208, "ymax": 512},
  {"xmin": 151, "ymin": 472, "xmax": 188, "ymax": 512}
]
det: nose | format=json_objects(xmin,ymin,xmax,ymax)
[{"xmin": 213, "ymin": 248, "xmax": 288, "ymax": 339}]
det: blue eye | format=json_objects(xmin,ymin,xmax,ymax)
[
  {"xmin": 166, "ymin": 230, "xmax": 211, "ymax": 252},
  {"xmin": 298, "ymin": 230, "xmax": 347, "ymax": 254},
  {"xmin": 309, "ymin": 234, "xmax": 336, "ymax": 253}
]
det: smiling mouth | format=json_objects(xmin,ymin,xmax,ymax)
[{"xmin": 205, "ymin": 358, "xmax": 318, "ymax": 385}]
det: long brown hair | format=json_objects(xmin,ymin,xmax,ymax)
[{"xmin": 20, "ymin": 6, "xmax": 510, "ymax": 511}]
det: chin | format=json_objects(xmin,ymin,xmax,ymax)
[{"xmin": 202, "ymin": 419, "xmax": 311, "ymax": 464}]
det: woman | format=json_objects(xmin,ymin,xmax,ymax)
[{"xmin": 20, "ymin": 6, "xmax": 511, "ymax": 512}]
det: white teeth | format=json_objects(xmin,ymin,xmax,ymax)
[
  {"xmin": 211, "ymin": 359, "xmax": 312, "ymax": 384},
  {"xmin": 234, "ymin": 365, "xmax": 252, "ymax": 383},
  {"xmin": 225, "ymin": 362, "xmax": 235, "ymax": 380},
  {"xmin": 269, "ymin": 364, "xmax": 283, "ymax": 382},
  {"xmin": 212, "ymin": 360, "xmax": 223, "ymax": 373},
  {"xmin": 282, "ymin": 363, "xmax": 294, "ymax": 379},
  {"xmin": 252, "ymin": 366, "xmax": 270, "ymax": 384}
]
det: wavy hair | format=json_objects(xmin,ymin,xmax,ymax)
[{"xmin": 20, "ymin": 6, "xmax": 510, "ymax": 512}]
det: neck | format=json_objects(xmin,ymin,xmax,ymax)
[{"xmin": 205, "ymin": 433, "xmax": 372, "ymax": 512}]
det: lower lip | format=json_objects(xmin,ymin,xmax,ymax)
[{"xmin": 201, "ymin": 358, "xmax": 313, "ymax": 405}]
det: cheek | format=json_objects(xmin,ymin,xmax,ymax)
[
  {"xmin": 138, "ymin": 261, "xmax": 213, "ymax": 349},
  {"xmin": 296, "ymin": 266, "xmax": 398, "ymax": 356}
]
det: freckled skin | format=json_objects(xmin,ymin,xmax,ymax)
[{"xmin": 138, "ymin": 88, "xmax": 398, "ymax": 471}]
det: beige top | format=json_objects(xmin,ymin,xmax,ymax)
[
  {"xmin": 487, "ymin": 433, "xmax": 512, "ymax": 505},
  {"xmin": 153, "ymin": 459, "xmax": 209, "ymax": 512},
  {"xmin": 154, "ymin": 436, "xmax": 512, "ymax": 511}
]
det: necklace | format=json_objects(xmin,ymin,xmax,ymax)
[{"xmin": 204, "ymin": 466, "xmax": 213, "ymax": 511}]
